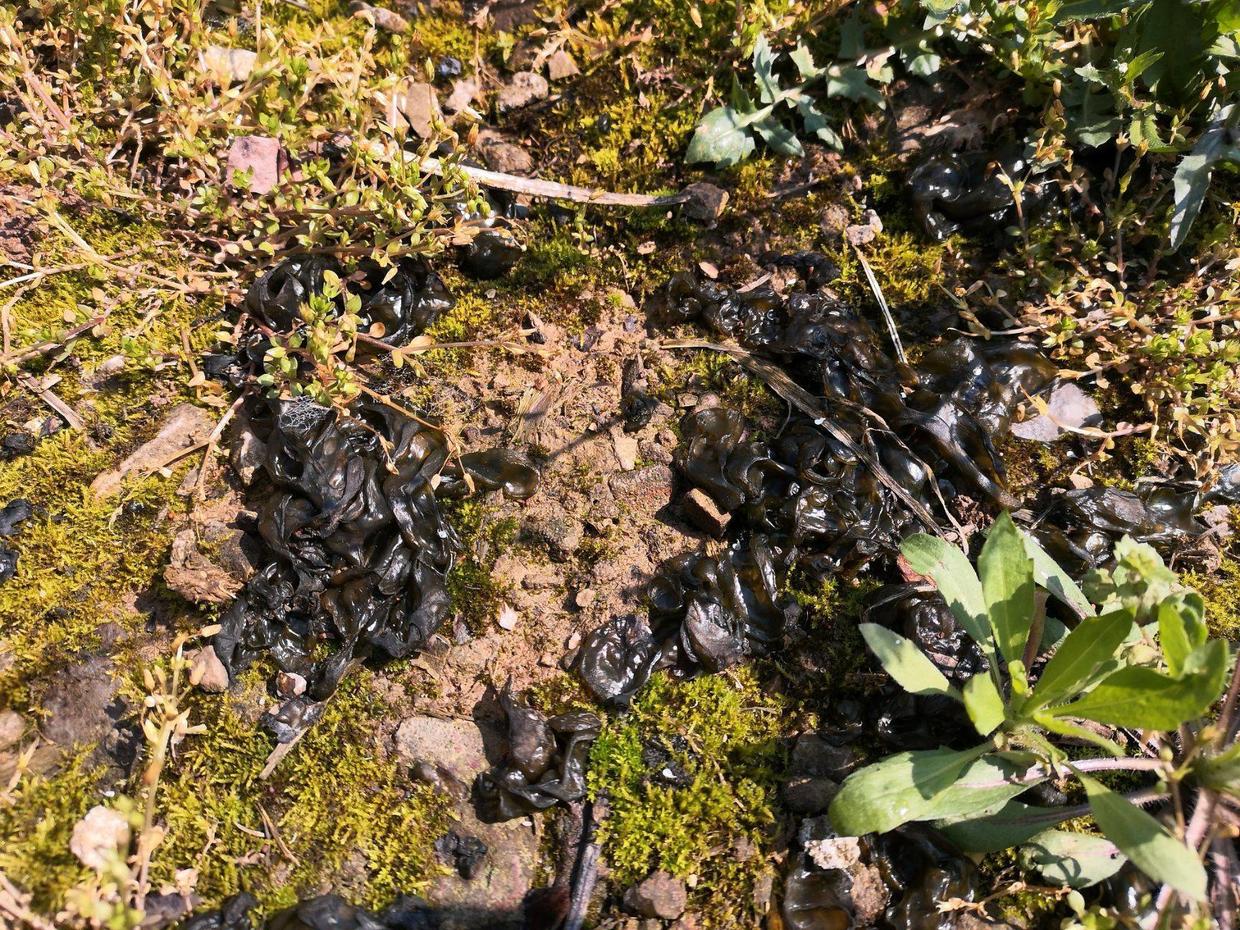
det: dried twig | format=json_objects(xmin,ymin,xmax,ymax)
[
  {"xmin": 421, "ymin": 156, "xmax": 692, "ymax": 208},
  {"xmin": 18, "ymin": 374, "xmax": 85, "ymax": 430},
  {"xmin": 854, "ymin": 246, "xmax": 906, "ymax": 364}
]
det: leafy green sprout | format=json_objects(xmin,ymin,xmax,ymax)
[{"xmin": 829, "ymin": 513, "xmax": 1237, "ymax": 908}]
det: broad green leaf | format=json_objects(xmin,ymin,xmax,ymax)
[
  {"xmin": 729, "ymin": 75, "xmax": 757, "ymax": 115},
  {"xmin": 938, "ymin": 799, "xmax": 1075, "ymax": 853},
  {"xmin": 1020, "ymin": 830, "xmax": 1126, "ymax": 888},
  {"xmin": 1170, "ymin": 106, "xmax": 1240, "ymax": 252},
  {"xmin": 752, "ymin": 113, "xmax": 804, "ymax": 157},
  {"xmin": 1051, "ymin": 639, "xmax": 1229, "ymax": 729},
  {"xmin": 901, "ymin": 534, "xmax": 994, "ymax": 659},
  {"xmin": 859, "ymin": 623, "xmax": 957, "ymax": 698},
  {"xmin": 1023, "ymin": 530, "xmax": 1093, "ymax": 618},
  {"xmin": 1031, "ymin": 610, "xmax": 1133, "ymax": 707},
  {"xmin": 1079, "ymin": 772, "xmax": 1206, "ymax": 900},
  {"xmin": 980, "ymin": 512, "xmax": 1036, "ymax": 673},
  {"xmin": 963, "ymin": 672, "xmax": 1005, "ymax": 736},
  {"xmin": 916, "ymin": 752, "xmax": 1038, "ymax": 821},
  {"xmin": 823, "ymin": 63, "xmax": 882, "ymax": 103},
  {"xmin": 686, "ymin": 106, "xmax": 759, "ymax": 166},
  {"xmin": 828, "ymin": 744, "xmax": 988, "ymax": 836},
  {"xmin": 752, "ymin": 34, "xmax": 781, "ymax": 105}
]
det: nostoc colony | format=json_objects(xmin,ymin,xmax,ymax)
[
  {"xmin": 213, "ymin": 254, "xmax": 539, "ymax": 733},
  {"xmin": 475, "ymin": 687, "xmax": 601, "ymax": 822},
  {"xmin": 0, "ymin": 497, "xmax": 32, "ymax": 584},
  {"xmin": 578, "ymin": 262, "xmax": 1058, "ymax": 705},
  {"xmin": 908, "ymin": 148, "xmax": 1053, "ymax": 241}
]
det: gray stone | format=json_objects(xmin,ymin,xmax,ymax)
[
  {"xmin": 230, "ymin": 424, "xmax": 267, "ymax": 485},
  {"xmin": 681, "ymin": 182, "xmax": 729, "ymax": 224},
  {"xmin": 477, "ymin": 130, "xmax": 533, "ymax": 175},
  {"xmin": 790, "ymin": 734, "xmax": 860, "ymax": 780},
  {"xmin": 348, "ymin": 0, "xmax": 409, "ymax": 32},
  {"xmin": 608, "ymin": 465, "xmax": 673, "ymax": 516},
  {"xmin": 681, "ymin": 488, "xmax": 730, "ymax": 538},
  {"xmin": 522, "ymin": 513, "xmax": 583, "ymax": 562},
  {"xmin": 624, "ymin": 871, "xmax": 687, "ymax": 920},
  {"xmin": 845, "ymin": 208, "xmax": 883, "ymax": 246},
  {"xmin": 394, "ymin": 715, "xmax": 489, "ymax": 793},
  {"xmin": 782, "ymin": 775, "xmax": 839, "ymax": 814},
  {"xmin": 427, "ymin": 804, "xmax": 538, "ymax": 920},
  {"xmin": 0, "ymin": 709, "xmax": 25, "ymax": 750},
  {"xmin": 91, "ymin": 404, "xmax": 214, "ymax": 497},
  {"xmin": 190, "ymin": 645, "xmax": 230, "ymax": 693},
  {"xmin": 1011, "ymin": 382, "xmax": 1101, "ymax": 442},
  {"xmin": 496, "ymin": 71, "xmax": 549, "ymax": 113}
]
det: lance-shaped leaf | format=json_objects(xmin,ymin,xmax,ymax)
[
  {"xmin": 1050, "ymin": 639, "xmax": 1229, "ymax": 730},
  {"xmin": 963, "ymin": 672, "xmax": 1006, "ymax": 736},
  {"xmin": 1079, "ymin": 773, "xmax": 1206, "ymax": 900},
  {"xmin": 859, "ymin": 623, "xmax": 957, "ymax": 699},
  {"xmin": 1031, "ymin": 609, "xmax": 1133, "ymax": 708},
  {"xmin": 1020, "ymin": 830, "xmax": 1126, "ymax": 888},
  {"xmin": 939, "ymin": 799, "xmax": 1077, "ymax": 853},
  {"xmin": 1022, "ymin": 529, "xmax": 1093, "ymax": 619},
  {"xmin": 979, "ymin": 512, "xmax": 1035, "ymax": 676},
  {"xmin": 916, "ymin": 751, "xmax": 1039, "ymax": 821},
  {"xmin": 828, "ymin": 744, "xmax": 988, "ymax": 836},
  {"xmin": 1169, "ymin": 105, "xmax": 1240, "ymax": 252},
  {"xmin": 901, "ymin": 534, "xmax": 995, "ymax": 661}
]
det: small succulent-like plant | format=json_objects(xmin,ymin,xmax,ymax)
[{"xmin": 830, "ymin": 513, "xmax": 1237, "ymax": 911}]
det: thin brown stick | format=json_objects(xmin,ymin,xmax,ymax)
[
  {"xmin": 18, "ymin": 374, "xmax": 85, "ymax": 430},
  {"xmin": 420, "ymin": 156, "xmax": 692, "ymax": 208}
]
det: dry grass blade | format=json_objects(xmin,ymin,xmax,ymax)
[
  {"xmin": 854, "ymin": 245, "xmax": 906, "ymax": 364},
  {"xmin": 421, "ymin": 157, "xmax": 692, "ymax": 208}
]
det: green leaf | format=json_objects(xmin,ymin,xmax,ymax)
[
  {"xmin": 980, "ymin": 512, "xmax": 1036, "ymax": 675},
  {"xmin": 789, "ymin": 43, "xmax": 823, "ymax": 82},
  {"xmin": 796, "ymin": 98, "xmax": 842, "ymax": 149},
  {"xmin": 1158, "ymin": 592, "xmax": 1206, "ymax": 677},
  {"xmin": 1035, "ymin": 711, "xmax": 1128, "ymax": 757},
  {"xmin": 752, "ymin": 33, "xmax": 781, "ymax": 105},
  {"xmin": 1031, "ymin": 610, "xmax": 1134, "ymax": 708},
  {"xmin": 752, "ymin": 113, "xmax": 804, "ymax": 157},
  {"xmin": 916, "ymin": 752, "xmax": 1038, "ymax": 821},
  {"xmin": 1198, "ymin": 741, "xmax": 1240, "ymax": 792},
  {"xmin": 1170, "ymin": 106, "xmax": 1240, "ymax": 252},
  {"xmin": 859, "ymin": 623, "xmax": 957, "ymax": 698},
  {"xmin": 901, "ymin": 534, "xmax": 994, "ymax": 660},
  {"xmin": 823, "ymin": 63, "xmax": 882, "ymax": 104},
  {"xmin": 963, "ymin": 673, "xmax": 1006, "ymax": 736},
  {"xmin": 686, "ymin": 106, "xmax": 758, "ymax": 167},
  {"xmin": 938, "ymin": 799, "xmax": 1075, "ymax": 853},
  {"xmin": 1023, "ymin": 530, "xmax": 1093, "ymax": 618},
  {"xmin": 1124, "ymin": 48, "xmax": 1164, "ymax": 84},
  {"xmin": 1020, "ymin": 830, "xmax": 1127, "ymax": 888},
  {"xmin": 1079, "ymin": 772, "xmax": 1206, "ymax": 900},
  {"xmin": 1055, "ymin": 0, "xmax": 1145, "ymax": 22},
  {"xmin": 828, "ymin": 744, "xmax": 989, "ymax": 836},
  {"xmin": 1051, "ymin": 639, "xmax": 1230, "ymax": 729},
  {"xmin": 729, "ymin": 75, "xmax": 757, "ymax": 115}
]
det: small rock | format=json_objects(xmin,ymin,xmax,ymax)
[
  {"xmin": 190, "ymin": 645, "xmax": 230, "ymax": 693},
  {"xmin": 436, "ymin": 57, "xmax": 463, "ymax": 80},
  {"xmin": 1010, "ymin": 382, "xmax": 1101, "ymax": 442},
  {"xmin": 681, "ymin": 488, "xmax": 730, "ymax": 538},
  {"xmin": 382, "ymin": 80, "xmax": 441, "ymax": 138},
  {"xmin": 608, "ymin": 465, "xmax": 674, "ymax": 516},
  {"xmin": 394, "ymin": 715, "xmax": 490, "ymax": 794},
  {"xmin": 820, "ymin": 202, "xmax": 851, "ymax": 240},
  {"xmin": 70, "ymin": 805, "xmax": 131, "ymax": 871},
  {"xmin": 681, "ymin": 182, "xmax": 729, "ymax": 225},
  {"xmin": 575, "ymin": 588, "xmax": 596, "ymax": 609},
  {"xmin": 522, "ymin": 513, "xmax": 583, "ymax": 562},
  {"xmin": 200, "ymin": 45, "xmax": 257, "ymax": 85},
  {"xmin": 624, "ymin": 871, "xmax": 687, "ymax": 920},
  {"xmin": 476, "ymin": 129, "xmax": 533, "ymax": 175},
  {"xmin": 805, "ymin": 836, "xmax": 862, "ymax": 872},
  {"xmin": 226, "ymin": 136, "xmax": 284, "ymax": 195},
  {"xmin": 611, "ymin": 425, "xmax": 639, "ymax": 471},
  {"xmin": 445, "ymin": 77, "xmax": 481, "ymax": 113},
  {"xmin": 496, "ymin": 604, "xmax": 519, "ymax": 630},
  {"xmin": 276, "ymin": 671, "xmax": 307, "ymax": 697},
  {"xmin": 781, "ymin": 775, "xmax": 838, "ymax": 814},
  {"xmin": 545, "ymin": 49, "xmax": 580, "ymax": 81},
  {"xmin": 0, "ymin": 709, "xmax": 25, "ymax": 750},
  {"xmin": 496, "ymin": 70, "xmax": 549, "ymax": 114},
  {"xmin": 790, "ymin": 734, "xmax": 860, "ymax": 780},
  {"xmin": 348, "ymin": 0, "xmax": 409, "ymax": 32},
  {"xmin": 844, "ymin": 208, "xmax": 883, "ymax": 246},
  {"xmin": 91, "ymin": 404, "xmax": 214, "ymax": 497},
  {"xmin": 230, "ymin": 425, "xmax": 267, "ymax": 485},
  {"xmin": 427, "ymin": 805, "xmax": 538, "ymax": 913}
]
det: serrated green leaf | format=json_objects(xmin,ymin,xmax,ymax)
[
  {"xmin": 1170, "ymin": 106, "xmax": 1240, "ymax": 252},
  {"xmin": 790, "ymin": 43, "xmax": 823, "ymax": 82},
  {"xmin": 1023, "ymin": 530, "xmax": 1093, "ymax": 619},
  {"xmin": 824, "ymin": 63, "xmax": 882, "ymax": 104},
  {"xmin": 1020, "ymin": 830, "xmax": 1127, "ymax": 888},
  {"xmin": 1079, "ymin": 772, "xmax": 1207, "ymax": 900},
  {"xmin": 686, "ymin": 105, "xmax": 758, "ymax": 167},
  {"xmin": 1051, "ymin": 639, "xmax": 1229, "ymax": 729},
  {"xmin": 859, "ymin": 623, "xmax": 957, "ymax": 699},
  {"xmin": 796, "ymin": 98, "xmax": 842, "ymax": 149},
  {"xmin": 1031, "ymin": 610, "xmax": 1133, "ymax": 708},
  {"xmin": 1124, "ymin": 48, "xmax": 1164, "ymax": 83},
  {"xmin": 752, "ymin": 113, "xmax": 804, "ymax": 157},
  {"xmin": 963, "ymin": 672, "xmax": 1006, "ymax": 736},
  {"xmin": 828, "ymin": 744, "xmax": 989, "ymax": 836},
  {"xmin": 980, "ymin": 512, "xmax": 1036, "ymax": 675},
  {"xmin": 730, "ymin": 75, "xmax": 757, "ymax": 114},
  {"xmin": 900, "ymin": 534, "xmax": 996, "ymax": 665},
  {"xmin": 752, "ymin": 33, "xmax": 781, "ymax": 105}
]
